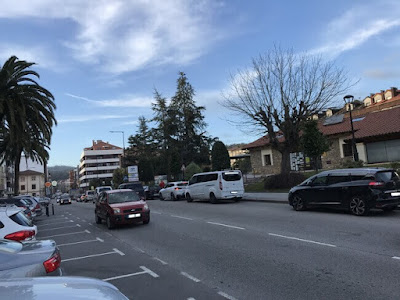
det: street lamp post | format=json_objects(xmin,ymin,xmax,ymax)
[
  {"xmin": 343, "ymin": 95, "xmax": 359, "ymax": 162},
  {"xmin": 110, "ymin": 130, "xmax": 125, "ymax": 166}
]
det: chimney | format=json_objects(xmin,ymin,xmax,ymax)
[
  {"xmin": 92, "ymin": 140, "xmax": 96, "ymax": 146},
  {"xmin": 381, "ymin": 90, "xmax": 385, "ymax": 100},
  {"xmin": 97, "ymin": 140, "xmax": 101, "ymax": 143},
  {"xmin": 391, "ymin": 87, "xmax": 397, "ymax": 97}
]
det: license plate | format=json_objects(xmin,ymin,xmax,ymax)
[
  {"xmin": 231, "ymin": 191, "xmax": 238, "ymax": 194},
  {"xmin": 128, "ymin": 213, "xmax": 141, "ymax": 218},
  {"xmin": 391, "ymin": 192, "xmax": 400, "ymax": 197}
]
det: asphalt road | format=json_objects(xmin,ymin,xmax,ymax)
[{"xmin": 37, "ymin": 199, "xmax": 400, "ymax": 300}]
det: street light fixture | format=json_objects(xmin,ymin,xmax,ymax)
[
  {"xmin": 110, "ymin": 131, "xmax": 125, "ymax": 166},
  {"xmin": 343, "ymin": 95, "xmax": 359, "ymax": 162}
]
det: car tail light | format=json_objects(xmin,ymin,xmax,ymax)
[
  {"xmin": 369, "ymin": 181, "xmax": 385, "ymax": 187},
  {"xmin": 174, "ymin": 187, "xmax": 181, "ymax": 190},
  {"xmin": 4, "ymin": 230, "xmax": 35, "ymax": 241},
  {"xmin": 35, "ymin": 203, "xmax": 41, "ymax": 210},
  {"xmin": 43, "ymin": 251, "xmax": 61, "ymax": 273}
]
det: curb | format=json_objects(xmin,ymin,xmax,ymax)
[{"xmin": 241, "ymin": 199, "xmax": 287, "ymax": 204}]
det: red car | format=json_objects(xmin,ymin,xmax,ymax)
[{"xmin": 95, "ymin": 189, "xmax": 150, "ymax": 229}]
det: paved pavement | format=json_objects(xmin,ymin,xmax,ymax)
[{"xmin": 37, "ymin": 199, "xmax": 400, "ymax": 299}]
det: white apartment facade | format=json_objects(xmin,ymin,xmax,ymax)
[
  {"xmin": 19, "ymin": 170, "xmax": 45, "ymax": 196},
  {"xmin": 79, "ymin": 140, "xmax": 123, "ymax": 189}
]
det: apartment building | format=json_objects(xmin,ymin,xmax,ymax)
[
  {"xmin": 79, "ymin": 140, "xmax": 123, "ymax": 189},
  {"xmin": 19, "ymin": 170, "xmax": 45, "ymax": 196}
]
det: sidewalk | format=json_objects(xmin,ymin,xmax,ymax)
[{"xmin": 242, "ymin": 192, "xmax": 288, "ymax": 204}]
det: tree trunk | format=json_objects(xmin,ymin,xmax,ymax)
[
  {"xmin": 13, "ymin": 153, "xmax": 21, "ymax": 195},
  {"xmin": 280, "ymin": 149, "xmax": 291, "ymax": 174}
]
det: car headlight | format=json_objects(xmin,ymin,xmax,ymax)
[
  {"xmin": 113, "ymin": 208, "xmax": 121, "ymax": 214},
  {"xmin": 143, "ymin": 204, "xmax": 149, "ymax": 211}
]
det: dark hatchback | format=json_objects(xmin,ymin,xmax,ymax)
[
  {"xmin": 288, "ymin": 168, "xmax": 400, "ymax": 216},
  {"xmin": 95, "ymin": 189, "xmax": 150, "ymax": 229},
  {"xmin": 118, "ymin": 182, "xmax": 145, "ymax": 199}
]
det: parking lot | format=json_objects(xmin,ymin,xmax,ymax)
[{"xmin": 35, "ymin": 201, "xmax": 226, "ymax": 300}]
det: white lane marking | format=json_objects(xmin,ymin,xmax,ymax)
[
  {"xmin": 136, "ymin": 248, "xmax": 145, "ymax": 253},
  {"xmin": 140, "ymin": 266, "xmax": 159, "ymax": 278},
  {"xmin": 181, "ymin": 272, "xmax": 200, "ymax": 283},
  {"xmin": 58, "ymin": 239, "xmax": 101, "ymax": 247},
  {"xmin": 218, "ymin": 291, "xmax": 238, "ymax": 300},
  {"xmin": 77, "ymin": 217, "xmax": 81, "ymax": 220},
  {"xmin": 187, "ymin": 298, "xmax": 196, "ymax": 300},
  {"xmin": 170, "ymin": 215, "xmax": 193, "ymax": 221},
  {"xmin": 63, "ymin": 251, "xmax": 117, "ymax": 262},
  {"xmin": 268, "ymin": 233, "xmax": 337, "ymax": 248},
  {"xmin": 88, "ymin": 223, "xmax": 93, "ymax": 226},
  {"xmin": 103, "ymin": 266, "xmax": 159, "ymax": 281},
  {"xmin": 85, "ymin": 229, "xmax": 91, "ymax": 233},
  {"xmin": 392, "ymin": 256, "xmax": 400, "ymax": 260},
  {"xmin": 38, "ymin": 225, "xmax": 80, "ymax": 232},
  {"xmin": 40, "ymin": 230, "xmax": 90, "ymax": 239},
  {"xmin": 96, "ymin": 237, "xmax": 104, "ymax": 242},
  {"xmin": 152, "ymin": 211, "xmax": 162, "ymax": 215},
  {"xmin": 153, "ymin": 257, "xmax": 168, "ymax": 265},
  {"xmin": 206, "ymin": 222, "xmax": 245, "ymax": 230},
  {"xmin": 113, "ymin": 248, "xmax": 125, "ymax": 256},
  {"xmin": 76, "ymin": 224, "xmax": 81, "ymax": 227},
  {"xmin": 106, "ymin": 232, "xmax": 112, "ymax": 236}
]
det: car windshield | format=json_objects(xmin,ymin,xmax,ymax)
[{"xmin": 108, "ymin": 192, "xmax": 140, "ymax": 204}]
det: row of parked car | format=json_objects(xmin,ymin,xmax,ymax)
[{"xmin": 0, "ymin": 194, "xmax": 129, "ymax": 299}]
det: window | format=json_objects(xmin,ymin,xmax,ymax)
[
  {"xmin": 31, "ymin": 176, "xmax": 36, "ymax": 181},
  {"xmin": 204, "ymin": 173, "xmax": 218, "ymax": 182},
  {"xmin": 312, "ymin": 176, "xmax": 327, "ymax": 186},
  {"xmin": 342, "ymin": 143, "xmax": 353, "ymax": 157},
  {"xmin": 222, "ymin": 172, "xmax": 242, "ymax": 181},
  {"xmin": 20, "ymin": 176, "xmax": 25, "ymax": 182},
  {"xmin": 21, "ymin": 185, "xmax": 25, "ymax": 191},
  {"xmin": 32, "ymin": 184, "xmax": 36, "ymax": 190},
  {"xmin": 264, "ymin": 154, "xmax": 272, "ymax": 166},
  {"xmin": 327, "ymin": 175, "xmax": 349, "ymax": 185}
]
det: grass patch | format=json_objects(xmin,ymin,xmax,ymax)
[{"xmin": 245, "ymin": 181, "xmax": 290, "ymax": 193}]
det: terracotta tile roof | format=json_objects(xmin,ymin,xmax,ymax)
[
  {"xmin": 244, "ymin": 106, "xmax": 400, "ymax": 149},
  {"xmin": 85, "ymin": 140, "xmax": 122, "ymax": 151},
  {"xmin": 20, "ymin": 170, "xmax": 44, "ymax": 176}
]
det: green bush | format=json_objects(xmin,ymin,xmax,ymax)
[
  {"xmin": 390, "ymin": 161, "xmax": 400, "ymax": 172},
  {"xmin": 340, "ymin": 159, "xmax": 364, "ymax": 168},
  {"xmin": 264, "ymin": 173, "xmax": 307, "ymax": 190},
  {"xmin": 184, "ymin": 162, "xmax": 202, "ymax": 180}
]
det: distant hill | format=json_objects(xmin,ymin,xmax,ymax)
[{"xmin": 48, "ymin": 165, "xmax": 75, "ymax": 181}]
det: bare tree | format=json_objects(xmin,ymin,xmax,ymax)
[{"xmin": 223, "ymin": 46, "xmax": 354, "ymax": 174}]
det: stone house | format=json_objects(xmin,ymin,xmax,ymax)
[{"xmin": 243, "ymin": 87, "xmax": 400, "ymax": 175}]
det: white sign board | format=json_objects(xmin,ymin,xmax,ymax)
[{"xmin": 127, "ymin": 165, "xmax": 139, "ymax": 182}]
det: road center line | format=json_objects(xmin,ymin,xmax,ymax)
[
  {"xmin": 181, "ymin": 272, "xmax": 201, "ymax": 283},
  {"xmin": 38, "ymin": 225, "xmax": 80, "ymax": 232},
  {"xmin": 171, "ymin": 215, "xmax": 193, "ymax": 221},
  {"xmin": 206, "ymin": 222, "xmax": 245, "ymax": 230},
  {"xmin": 268, "ymin": 233, "xmax": 337, "ymax": 248},
  {"xmin": 63, "ymin": 251, "xmax": 117, "ymax": 262},
  {"xmin": 113, "ymin": 248, "xmax": 125, "ymax": 256},
  {"xmin": 40, "ymin": 230, "xmax": 90, "ymax": 239},
  {"xmin": 153, "ymin": 257, "xmax": 168, "ymax": 265},
  {"xmin": 218, "ymin": 291, "xmax": 238, "ymax": 300},
  {"xmin": 392, "ymin": 256, "xmax": 400, "ymax": 260}
]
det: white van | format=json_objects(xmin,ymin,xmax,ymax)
[{"xmin": 185, "ymin": 170, "xmax": 244, "ymax": 204}]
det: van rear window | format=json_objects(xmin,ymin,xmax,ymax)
[{"xmin": 222, "ymin": 172, "xmax": 242, "ymax": 181}]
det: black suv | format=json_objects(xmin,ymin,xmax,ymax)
[
  {"xmin": 118, "ymin": 182, "xmax": 145, "ymax": 199},
  {"xmin": 288, "ymin": 168, "xmax": 400, "ymax": 216}
]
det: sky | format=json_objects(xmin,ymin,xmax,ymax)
[{"xmin": 1, "ymin": 0, "xmax": 400, "ymax": 167}]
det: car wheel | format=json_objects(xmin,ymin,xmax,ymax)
[
  {"xmin": 292, "ymin": 194, "xmax": 306, "ymax": 211},
  {"xmin": 349, "ymin": 196, "xmax": 369, "ymax": 216},
  {"xmin": 171, "ymin": 193, "xmax": 176, "ymax": 201},
  {"xmin": 106, "ymin": 216, "xmax": 115, "ymax": 229},
  {"xmin": 143, "ymin": 215, "xmax": 150, "ymax": 225},
  {"xmin": 159, "ymin": 193, "xmax": 164, "ymax": 201},
  {"xmin": 186, "ymin": 193, "xmax": 193, "ymax": 202},
  {"xmin": 95, "ymin": 214, "xmax": 102, "ymax": 224},
  {"xmin": 210, "ymin": 193, "xmax": 217, "ymax": 204}
]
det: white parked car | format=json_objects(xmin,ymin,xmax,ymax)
[
  {"xmin": 185, "ymin": 171, "xmax": 244, "ymax": 204},
  {"xmin": 0, "ymin": 206, "xmax": 38, "ymax": 241},
  {"xmin": 160, "ymin": 181, "xmax": 188, "ymax": 201}
]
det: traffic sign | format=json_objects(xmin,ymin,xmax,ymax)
[
  {"xmin": 51, "ymin": 181, "xmax": 57, "ymax": 187},
  {"xmin": 45, "ymin": 182, "xmax": 51, "ymax": 188}
]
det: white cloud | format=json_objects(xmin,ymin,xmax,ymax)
[
  {"xmin": 311, "ymin": 3, "xmax": 400, "ymax": 58},
  {"xmin": 58, "ymin": 114, "xmax": 131, "ymax": 123},
  {"xmin": 66, "ymin": 93, "xmax": 153, "ymax": 108},
  {"xmin": 0, "ymin": 0, "xmax": 223, "ymax": 74}
]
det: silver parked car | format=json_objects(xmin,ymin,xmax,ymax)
[
  {"xmin": 0, "ymin": 239, "xmax": 61, "ymax": 278},
  {"xmin": 0, "ymin": 276, "xmax": 129, "ymax": 299}
]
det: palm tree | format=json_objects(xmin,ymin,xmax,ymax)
[{"xmin": 0, "ymin": 56, "xmax": 56, "ymax": 194}]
